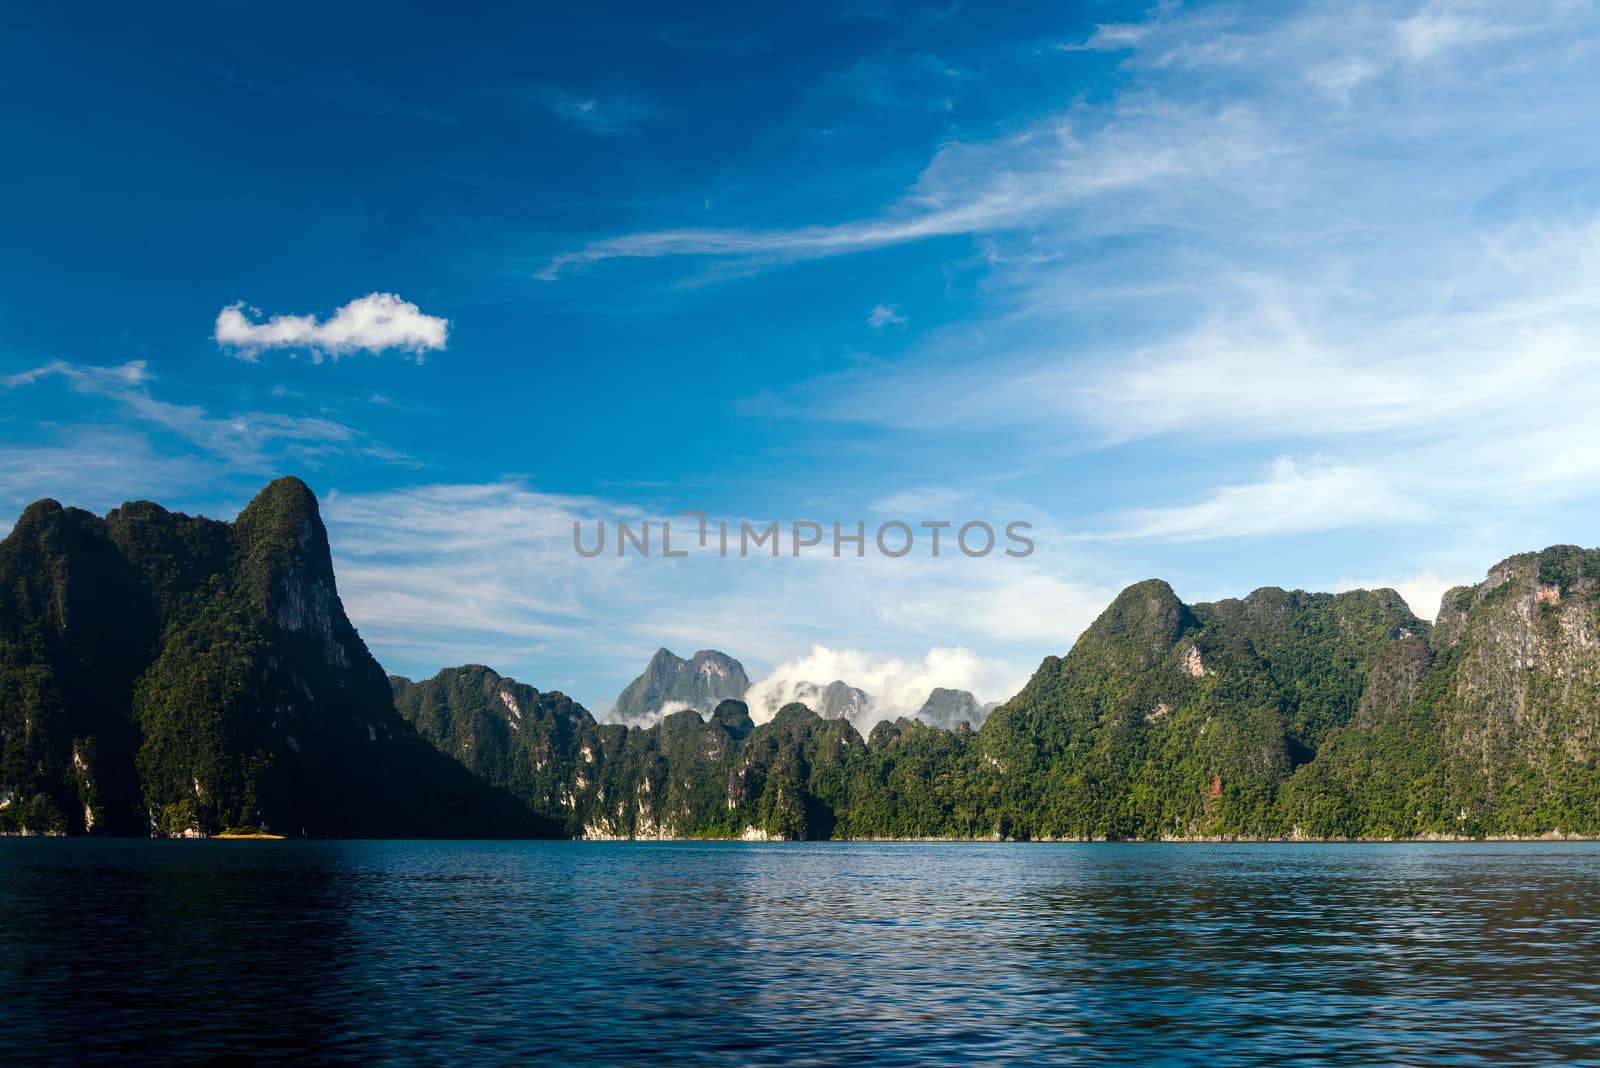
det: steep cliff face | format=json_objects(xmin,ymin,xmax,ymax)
[
  {"xmin": 1433, "ymin": 546, "xmax": 1600, "ymax": 828},
  {"xmin": 1355, "ymin": 635, "xmax": 1432, "ymax": 729},
  {"xmin": 0, "ymin": 479, "xmax": 547, "ymax": 838},
  {"xmin": 1273, "ymin": 547, "xmax": 1600, "ymax": 838},
  {"xmin": 579, "ymin": 702, "xmax": 753, "ymax": 839}
]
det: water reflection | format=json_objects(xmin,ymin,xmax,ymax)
[
  {"xmin": 3, "ymin": 841, "xmax": 1598, "ymax": 1065},
  {"xmin": 0, "ymin": 840, "xmax": 362, "ymax": 1063}
]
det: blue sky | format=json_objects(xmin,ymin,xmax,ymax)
[{"xmin": 4, "ymin": 1, "xmax": 1600, "ymax": 720}]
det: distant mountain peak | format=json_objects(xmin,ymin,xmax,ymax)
[
  {"xmin": 915, "ymin": 687, "xmax": 989, "ymax": 730},
  {"xmin": 610, "ymin": 647, "xmax": 750, "ymax": 725}
]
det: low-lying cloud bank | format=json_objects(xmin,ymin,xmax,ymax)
[{"xmin": 744, "ymin": 644, "xmax": 1025, "ymax": 734}]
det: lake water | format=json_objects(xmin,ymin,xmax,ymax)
[{"xmin": 3, "ymin": 840, "xmax": 1599, "ymax": 1065}]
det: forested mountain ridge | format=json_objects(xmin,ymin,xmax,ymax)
[
  {"xmin": 1280, "ymin": 545, "xmax": 1600, "ymax": 838},
  {"xmin": 398, "ymin": 550, "xmax": 1600, "ymax": 841},
  {"xmin": 5, "ymin": 480, "xmax": 1599, "ymax": 840},
  {"xmin": 0, "ymin": 479, "xmax": 550, "ymax": 837},
  {"xmin": 974, "ymin": 580, "xmax": 1428, "ymax": 838}
]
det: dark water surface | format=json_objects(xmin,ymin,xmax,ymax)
[{"xmin": 3, "ymin": 840, "xmax": 1599, "ymax": 1065}]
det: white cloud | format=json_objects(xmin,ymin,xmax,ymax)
[
  {"xmin": 1068, "ymin": 285, "xmax": 1597, "ymax": 444},
  {"xmin": 1396, "ymin": 5, "xmax": 1513, "ymax": 62},
  {"xmin": 1100, "ymin": 0, "xmax": 1532, "ymax": 78},
  {"xmin": 868, "ymin": 303, "xmax": 907, "ymax": 328},
  {"xmin": 1105, "ymin": 458, "xmax": 1424, "ymax": 542},
  {"xmin": 607, "ymin": 699, "xmax": 698, "ymax": 730},
  {"xmin": 1305, "ymin": 56, "xmax": 1383, "ymax": 105},
  {"xmin": 215, "ymin": 293, "xmax": 448, "ymax": 361},
  {"xmin": 1060, "ymin": 2, "xmax": 1184, "ymax": 53},
  {"xmin": 745, "ymin": 644, "xmax": 1026, "ymax": 734}
]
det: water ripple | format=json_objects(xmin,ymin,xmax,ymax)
[{"xmin": 3, "ymin": 841, "xmax": 1599, "ymax": 1065}]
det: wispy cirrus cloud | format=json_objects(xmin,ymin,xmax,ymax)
[
  {"xmin": 1069, "ymin": 0, "xmax": 1530, "ymax": 81},
  {"xmin": 215, "ymin": 293, "xmax": 449, "ymax": 362},
  {"xmin": 0, "ymin": 357, "xmax": 420, "ymax": 533},
  {"xmin": 610, "ymin": 0, "xmax": 1600, "ymax": 553},
  {"xmin": 539, "ymin": 99, "xmax": 1274, "ymax": 277},
  {"xmin": 3, "ymin": 359, "xmax": 150, "ymax": 390},
  {"xmin": 544, "ymin": 1, "xmax": 1574, "ymax": 281},
  {"xmin": 1394, "ymin": 4, "xmax": 1525, "ymax": 62},
  {"xmin": 1101, "ymin": 458, "xmax": 1425, "ymax": 542},
  {"xmin": 2, "ymin": 358, "xmax": 410, "ymax": 472},
  {"xmin": 0, "ymin": 427, "xmax": 219, "ymax": 531}
]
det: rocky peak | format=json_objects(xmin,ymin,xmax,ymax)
[
  {"xmin": 611, "ymin": 646, "xmax": 751, "ymax": 724},
  {"xmin": 916, "ymin": 687, "xmax": 985, "ymax": 730},
  {"xmin": 818, "ymin": 680, "xmax": 868, "ymax": 718},
  {"xmin": 710, "ymin": 699, "xmax": 755, "ymax": 739},
  {"xmin": 1074, "ymin": 578, "xmax": 1198, "ymax": 670},
  {"xmin": 231, "ymin": 477, "xmax": 349, "ymax": 666},
  {"xmin": 233, "ymin": 478, "xmax": 331, "ymax": 582},
  {"xmin": 691, "ymin": 650, "xmax": 740, "ymax": 680}
]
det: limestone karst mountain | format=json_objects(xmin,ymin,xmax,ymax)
[
  {"xmin": 0, "ymin": 478, "xmax": 549, "ymax": 838},
  {"xmin": 609, "ymin": 647, "xmax": 750, "ymax": 725},
  {"xmin": 7, "ymin": 480, "xmax": 1600, "ymax": 840},
  {"xmin": 914, "ymin": 687, "xmax": 994, "ymax": 730}
]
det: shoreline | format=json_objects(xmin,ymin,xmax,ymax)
[
  {"xmin": 575, "ymin": 831, "xmax": 1600, "ymax": 844},
  {"xmin": 5, "ymin": 831, "xmax": 1597, "ymax": 843}
]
